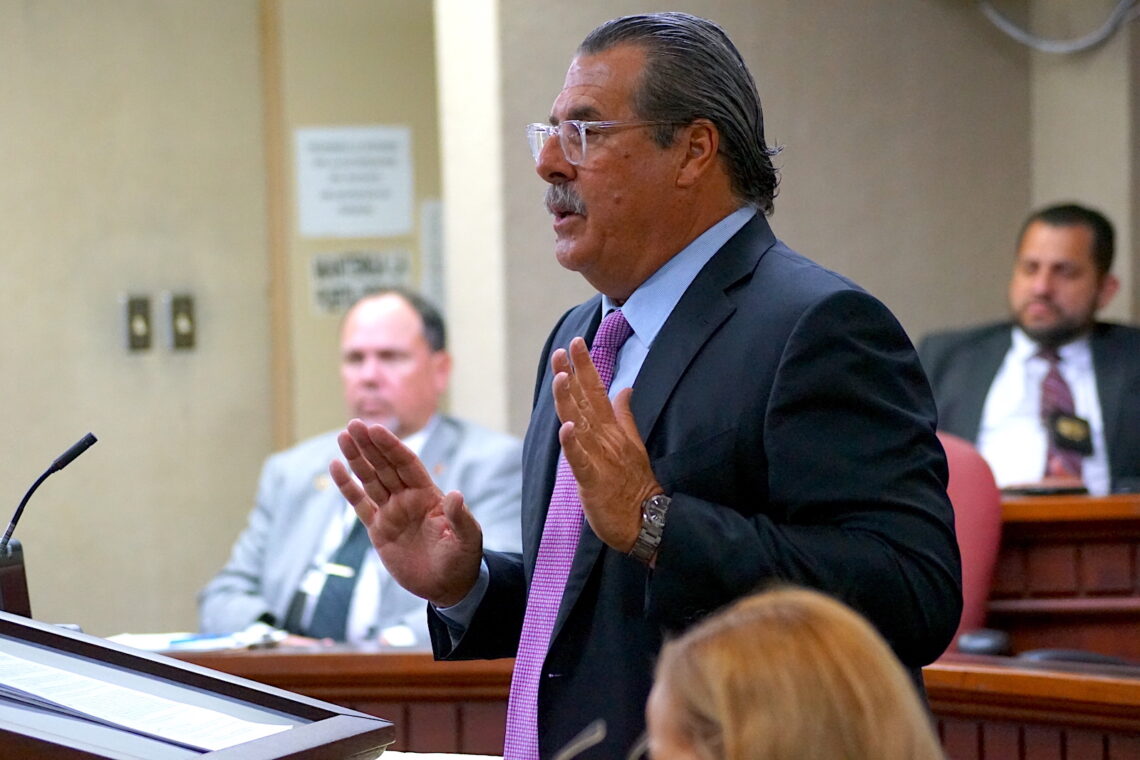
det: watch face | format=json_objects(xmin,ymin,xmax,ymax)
[
  {"xmin": 631, "ymin": 496, "xmax": 669, "ymax": 562},
  {"xmin": 644, "ymin": 496, "xmax": 669, "ymax": 528}
]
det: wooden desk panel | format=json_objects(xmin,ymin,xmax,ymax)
[
  {"xmin": 991, "ymin": 494, "xmax": 1140, "ymax": 660},
  {"xmin": 927, "ymin": 655, "xmax": 1140, "ymax": 760},
  {"xmin": 175, "ymin": 649, "xmax": 1140, "ymax": 759}
]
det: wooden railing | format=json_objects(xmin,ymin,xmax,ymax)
[
  {"xmin": 174, "ymin": 648, "xmax": 1140, "ymax": 759},
  {"xmin": 991, "ymin": 493, "xmax": 1140, "ymax": 659},
  {"xmin": 928, "ymin": 654, "xmax": 1140, "ymax": 759}
]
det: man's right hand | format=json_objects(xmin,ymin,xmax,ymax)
[{"xmin": 329, "ymin": 419, "xmax": 484, "ymax": 608}]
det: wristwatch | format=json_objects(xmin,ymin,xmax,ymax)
[{"xmin": 629, "ymin": 494, "xmax": 670, "ymax": 563}]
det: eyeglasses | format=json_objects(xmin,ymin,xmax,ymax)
[{"xmin": 526, "ymin": 119, "xmax": 682, "ymax": 166}]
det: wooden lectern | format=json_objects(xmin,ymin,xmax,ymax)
[{"xmin": 0, "ymin": 610, "xmax": 395, "ymax": 759}]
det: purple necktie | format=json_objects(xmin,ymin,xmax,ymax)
[
  {"xmin": 504, "ymin": 309, "xmax": 633, "ymax": 760},
  {"xmin": 1039, "ymin": 348, "xmax": 1082, "ymax": 477}
]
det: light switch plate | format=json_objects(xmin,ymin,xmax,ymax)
[
  {"xmin": 169, "ymin": 293, "xmax": 195, "ymax": 350},
  {"xmin": 125, "ymin": 296, "xmax": 152, "ymax": 351}
]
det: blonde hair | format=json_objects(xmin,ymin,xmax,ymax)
[{"xmin": 652, "ymin": 587, "xmax": 944, "ymax": 760}]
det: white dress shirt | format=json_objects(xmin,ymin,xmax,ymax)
[{"xmin": 976, "ymin": 328, "xmax": 1110, "ymax": 495}]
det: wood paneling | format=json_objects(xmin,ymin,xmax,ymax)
[
  {"xmin": 176, "ymin": 649, "xmax": 1140, "ymax": 758},
  {"xmin": 990, "ymin": 494, "xmax": 1140, "ymax": 660},
  {"xmin": 927, "ymin": 654, "xmax": 1140, "ymax": 760},
  {"xmin": 177, "ymin": 648, "xmax": 512, "ymax": 755}
]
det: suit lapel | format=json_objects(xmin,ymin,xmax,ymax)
[
  {"xmin": 1090, "ymin": 326, "xmax": 1125, "ymax": 471},
  {"xmin": 630, "ymin": 215, "xmax": 771, "ymax": 439},
  {"xmin": 956, "ymin": 329, "xmax": 1011, "ymax": 440},
  {"xmin": 283, "ymin": 457, "xmax": 351, "ymax": 603},
  {"xmin": 419, "ymin": 416, "xmax": 460, "ymax": 487}
]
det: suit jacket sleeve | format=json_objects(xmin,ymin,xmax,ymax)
[
  {"xmin": 197, "ymin": 455, "xmax": 286, "ymax": 633},
  {"xmin": 427, "ymin": 549, "xmax": 527, "ymax": 660},
  {"xmin": 648, "ymin": 290, "xmax": 961, "ymax": 668},
  {"xmin": 915, "ymin": 323, "xmax": 1013, "ymax": 444}
]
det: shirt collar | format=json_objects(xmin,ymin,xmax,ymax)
[
  {"xmin": 400, "ymin": 414, "xmax": 439, "ymax": 457},
  {"xmin": 1010, "ymin": 326, "xmax": 1093, "ymax": 369},
  {"xmin": 601, "ymin": 206, "xmax": 756, "ymax": 346}
]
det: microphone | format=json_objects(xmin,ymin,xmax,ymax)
[{"xmin": 0, "ymin": 433, "xmax": 97, "ymax": 554}]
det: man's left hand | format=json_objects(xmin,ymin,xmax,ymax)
[{"xmin": 551, "ymin": 336, "xmax": 663, "ymax": 552}]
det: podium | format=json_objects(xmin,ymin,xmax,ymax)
[
  {"xmin": 0, "ymin": 610, "xmax": 395, "ymax": 759},
  {"xmin": 0, "ymin": 540, "xmax": 32, "ymax": 618}
]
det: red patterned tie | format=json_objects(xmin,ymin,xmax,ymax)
[
  {"xmin": 504, "ymin": 309, "xmax": 633, "ymax": 760},
  {"xmin": 1038, "ymin": 347, "xmax": 1082, "ymax": 477}
]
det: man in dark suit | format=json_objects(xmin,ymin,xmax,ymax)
[
  {"xmin": 330, "ymin": 13, "xmax": 961, "ymax": 758},
  {"xmin": 919, "ymin": 203, "xmax": 1140, "ymax": 495}
]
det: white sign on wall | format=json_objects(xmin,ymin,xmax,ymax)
[
  {"xmin": 295, "ymin": 125, "xmax": 413, "ymax": 239},
  {"xmin": 310, "ymin": 249, "xmax": 412, "ymax": 314}
]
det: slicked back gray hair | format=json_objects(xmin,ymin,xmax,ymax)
[{"xmin": 579, "ymin": 12, "xmax": 780, "ymax": 214}]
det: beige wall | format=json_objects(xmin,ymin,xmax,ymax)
[
  {"xmin": 277, "ymin": 0, "xmax": 441, "ymax": 442},
  {"xmin": 0, "ymin": 0, "xmax": 270, "ymax": 636},
  {"xmin": 1030, "ymin": 0, "xmax": 1138, "ymax": 321}
]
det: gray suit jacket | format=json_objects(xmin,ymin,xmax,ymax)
[
  {"xmin": 198, "ymin": 415, "xmax": 523, "ymax": 643},
  {"xmin": 917, "ymin": 321, "xmax": 1140, "ymax": 492}
]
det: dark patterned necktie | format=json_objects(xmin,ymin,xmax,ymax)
[
  {"xmin": 305, "ymin": 519, "xmax": 371, "ymax": 641},
  {"xmin": 504, "ymin": 309, "xmax": 633, "ymax": 760},
  {"xmin": 1038, "ymin": 347, "xmax": 1082, "ymax": 477}
]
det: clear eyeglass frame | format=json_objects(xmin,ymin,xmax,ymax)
[{"xmin": 526, "ymin": 119, "xmax": 683, "ymax": 166}]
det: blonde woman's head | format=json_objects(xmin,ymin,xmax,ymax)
[{"xmin": 646, "ymin": 587, "xmax": 944, "ymax": 760}]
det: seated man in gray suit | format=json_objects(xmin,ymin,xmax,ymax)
[
  {"xmin": 918, "ymin": 203, "xmax": 1140, "ymax": 495},
  {"xmin": 198, "ymin": 288, "xmax": 523, "ymax": 647}
]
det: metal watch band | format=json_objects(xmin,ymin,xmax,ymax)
[{"xmin": 629, "ymin": 494, "xmax": 670, "ymax": 563}]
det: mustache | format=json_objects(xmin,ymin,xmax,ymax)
[
  {"xmin": 1023, "ymin": 296, "xmax": 1060, "ymax": 312},
  {"xmin": 544, "ymin": 183, "xmax": 587, "ymax": 216}
]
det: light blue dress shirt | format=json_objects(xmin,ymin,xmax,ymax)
[{"xmin": 602, "ymin": 206, "xmax": 755, "ymax": 397}]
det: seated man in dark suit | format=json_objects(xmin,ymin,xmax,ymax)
[
  {"xmin": 198, "ymin": 289, "xmax": 523, "ymax": 647},
  {"xmin": 919, "ymin": 203, "xmax": 1140, "ymax": 495}
]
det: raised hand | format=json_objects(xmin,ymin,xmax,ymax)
[
  {"xmin": 329, "ymin": 419, "xmax": 484, "ymax": 607},
  {"xmin": 550, "ymin": 337, "xmax": 663, "ymax": 553}
]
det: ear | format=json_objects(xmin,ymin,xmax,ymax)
[
  {"xmin": 431, "ymin": 350, "xmax": 453, "ymax": 394},
  {"xmin": 675, "ymin": 119, "xmax": 720, "ymax": 189},
  {"xmin": 1096, "ymin": 273, "xmax": 1120, "ymax": 311}
]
